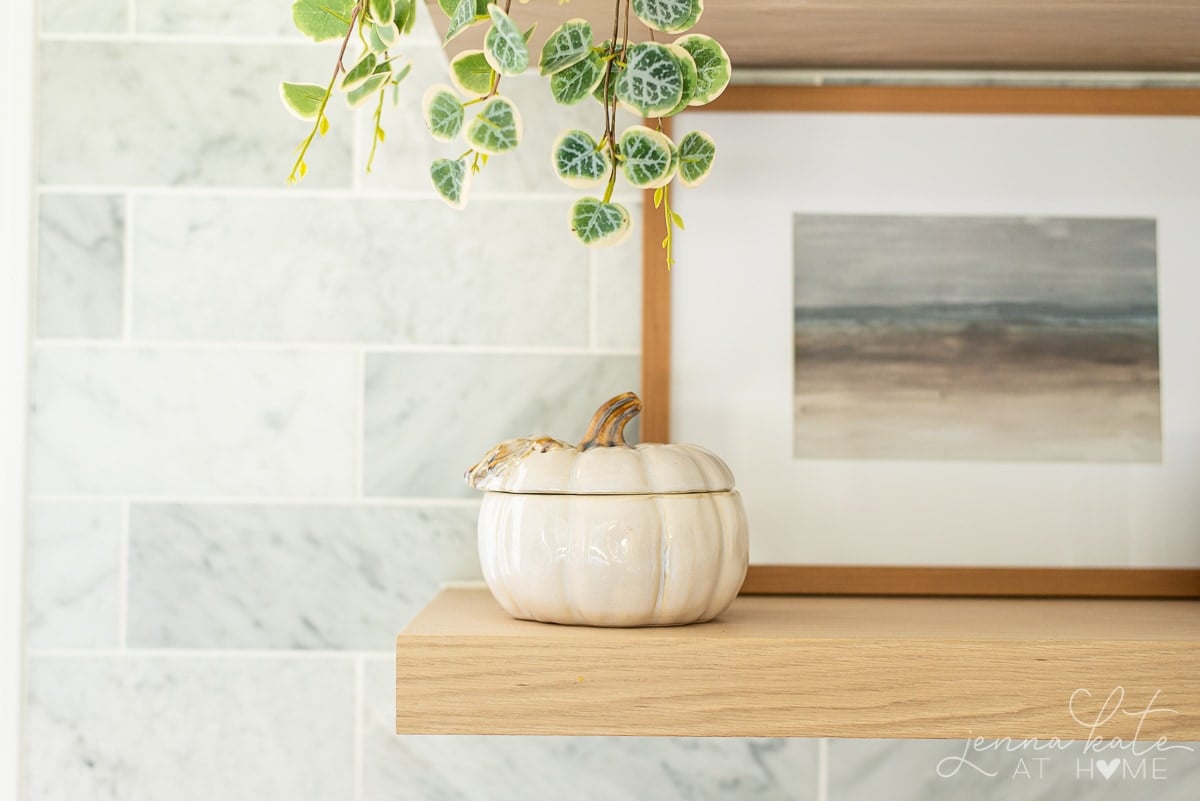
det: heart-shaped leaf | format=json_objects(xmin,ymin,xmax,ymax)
[
  {"xmin": 550, "ymin": 50, "xmax": 604, "ymax": 106},
  {"xmin": 291, "ymin": 0, "xmax": 355, "ymax": 42},
  {"xmin": 449, "ymin": 50, "xmax": 496, "ymax": 97},
  {"xmin": 279, "ymin": 82, "xmax": 326, "ymax": 120},
  {"xmin": 483, "ymin": 5, "xmax": 529, "ymax": 76},
  {"xmin": 341, "ymin": 51, "xmax": 378, "ymax": 92},
  {"xmin": 422, "ymin": 85, "xmax": 464, "ymax": 142},
  {"xmin": 552, "ymin": 130, "xmax": 611, "ymax": 188},
  {"xmin": 675, "ymin": 34, "xmax": 730, "ymax": 106},
  {"xmin": 618, "ymin": 125, "xmax": 674, "ymax": 189},
  {"xmin": 430, "ymin": 158, "xmax": 470, "ymax": 209},
  {"xmin": 465, "ymin": 96, "xmax": 523, "ymax": 154},
  {"xmin": 570, "ymin": 197, "xmax": 632, "ymax": 248},
  {"xmin": 539, "ymin": 19, "xmax": 592, "ymax": 75},
  {"xmin": 631, "ymin": 0, "xmax": 703, "ymax": 34},
  {"xmin": 677, "ymin": 129, "xmax": 715, "ymax": 186},
  {"xmin": 615, "ymin": 41, "xmax": 684, "ymax": 117}
]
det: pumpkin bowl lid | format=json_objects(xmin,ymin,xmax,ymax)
[{"xmin": 464, "ymin": 392, "xmax": 736, "ymax": 495}]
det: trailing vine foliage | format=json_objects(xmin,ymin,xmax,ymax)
[{"xmin": 281, "ymin": 0, "xmax": 729, "ymax": 263}]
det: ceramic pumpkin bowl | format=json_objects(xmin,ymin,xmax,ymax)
[{"xmin": 465, "ymin": 392, "xmax": 749, "ymax": 627}]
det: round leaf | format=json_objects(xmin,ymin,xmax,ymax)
[
  {"xmin": 291, "ymin": 0, "xmax": 356, "ymax": 42},
  {"xmin": 570, "ymin": 197, "xmax": 632, "ymax": 248},
  {"xmin": 675, "ymin": 34, "xmax": 731, "ymax": 106},
  {"xmin": 615, "ymin": 41, "xmax": 684, "ymax": 117},
  {"xmin": 550, "ymin": 50, "xmax": 604, "ymax": 106},
  {"xmin": 483, "ymin": 5, "xmax": 530, "ymax": 76},
  {"xmin": 465, "ymin": 96, "xmax": 523, "ymax": 154},
  {"xmin": 280, "ymin": 82, "xmax": 326, "ymax": 120},
  {"xmin": 630, "ymin": 0, "xmax": 703, "ymax": 34},
  {"xmin": 677, "ymin": 129, "xmax": 716, "ymax": 187},
  {"xmin": 618, "ymin": 125, "xmax": 674, "ymax": 189},
  {"xmin": 430, "ymin": 158, "xmax": 470, "ymax": 209},
  {"xmin": 422, "ymin": 85, "xmax": 465, "ymax": 142},
  {"xmin": 449, "ymin": 50, "xmax": 496, "ymax": 97},
  {"xmin": 539, "ymin": 18, "xmax": 592, "ymax": 75},
  {"xmin": 552, "ymin": 129, "xmax": 611, "ymax": 189},
  {"xmin": 663, "ymin": 44, "xmax": 698, "ymax": 116}
]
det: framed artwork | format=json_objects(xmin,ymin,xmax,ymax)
[{"xmin": 639, "ymin": 84, "xmax": 1200, "ymax": 597}]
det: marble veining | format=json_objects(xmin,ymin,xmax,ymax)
[
  {"xmin": 26, "ymin": 502, "xmax": 121, "ymax": 649},
  {"xmin": 40, "ymin": 0, "xmax": 125, "ymax": 33},
  {"xmin": 25, "ymin": 656, "xmax": 355, "ymax": 801},
  {"xmin": 366, "ymin": 660, "xmax": 816, "ymax": 801},
  {"xmin": 28, "ymin": 347, "xmax": 357, "ymax": 496},
  {"xmin": 132, "ymin": 195, "xmax": 589, "ymax": 345},
  {"xmin": 38, "ymin": 43, "xmax": 352, "ymax": 187},
  {"xmin": 364, "ymin": 352, "xmax": 639, "ymax": 497},
  {"xmin": 36, "ymin": 194, "xmax": 124, "ymax": 339},
  {"xmin": 828, "ymin": 739, "xmax": 1200, "ymax": 801},
  {"xmin": 127, "ymin": 503, "xmax": 479, "ymax": 649}
]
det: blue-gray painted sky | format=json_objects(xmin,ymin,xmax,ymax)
[{"xmin": 793, "ymin": 214, "xmax": 1158, "ymax": 308}]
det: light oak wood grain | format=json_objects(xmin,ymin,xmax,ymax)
[
  {"xmin": 639, "ymin": 117, "xmax": 673, "ymax": 443},
  {"xmin": 396, "ymin": 588, "xmax": 1200, "ymax": 737},
  {"xmin": 424, "ymin": 1, "xmax": 1200, "ymax": 71}
]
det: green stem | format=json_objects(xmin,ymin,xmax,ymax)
[
  {"xmin": 365, "ymin": 83, "xmax": 387, "ymax": 174},
  {"xmin": 288, "ymin": 2, "xmax": 363, "ymax": 184}
]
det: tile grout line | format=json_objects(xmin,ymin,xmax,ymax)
[
  {"xmin": 29, "ymin": 493, "xmax": 480, "ymax": 507},
  {"xmin": 117, "ymin": 499, "xmax": 130, "ymax": 647},
  {"xmin": 122, "ymin": 193, "xmax": 134, "ymax": 341},
  {"xmin": 354, "ymin": 349, "xmax": 365, "ymax": 498},
  {"xmin": 353, "ymin": 655, "xmax": 365, "ymax": 801},
  {"xmin": 817, "ymin": 737, "xmax": 829, "ymax": 801},
  {"xmin": 34, "ymin": 184, "xmax": 640, "ymax": 203},
  {"xmin": 31, "ymin": 339, "xmax": 639, "ymax": 356}
]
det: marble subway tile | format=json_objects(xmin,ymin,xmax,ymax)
[
  {"xmin": 40, "ymin": 0, "xmax": 125, "ymax": 33},
  {"xmin": 367, "ymin": 659, "xmax": 816, "ymax": 801},
  {"xmin": 36, "ymin": 194, "xmax": 124, "ymax": 339},
  {"xmin": 828, "ymin": 739, "xmax": 1200, "ymax": 801},
  {"xmin": 127, "ymin": 503, "xmax": 479, "ymax": 649},
  {"xmin": 38, "ymin": 43, "xmax": 351, "ymax": 187},
  {"xmin": 132, "ymin": 195, "xmax": 589, "ymax": 345},
  {"xmin": 363, "ymin": 352, "xmax": 639, "ymax": 497},
  {"xmin": 594, "ymin": 201, "xmax": 643, "ymax": 351},
  {"xmin": 28, "ymin": 347, "xmax": 356, "ymax": 496},
  {"xmin": 25, "ymin": 502, "xmax": 122, "ymax": 649},
  {"xmin": 25, "ymin": 655, "xmax": 354, "ymax": 801},
  {"xmin": 135, "ymin": 0, "xmax": 439, "ymax": 43}
]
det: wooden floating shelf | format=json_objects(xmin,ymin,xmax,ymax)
[{"xmin": 396, "ymin": 588, "xmax": 1200, "ymax": 739}]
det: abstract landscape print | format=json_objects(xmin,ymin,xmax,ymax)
[{"xmin": 792, "ymin": 214, "xmax": 1162, "ymax": 463}]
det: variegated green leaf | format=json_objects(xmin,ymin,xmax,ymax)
[
  {"xmin": 422, "ymin": 85, "xmax": 464, "ymax": 141},
  {"xmin": 483, "ymin": 5, "xmax": 529, "ymax": 76},
  {"xmin": 615, "ymin": 42, "xmax": 684, "ymax": 116},
  {"xmin": 677, "ymin": 129, "xmax": 715, "ymax": 186},
  {"xmin": 394, "ymin": 0, "xmax": 416, "ymax": 33},
  {"xmin": 430, "ymin": 158, "xmax": 470, "ymax": 209},
  {"xmin": 279, "ymin": 82, "xmax": 326, "ymax": 120},
  {"xmin": 436, "ymin": 0, "xmax": 486, "ymax": 16},
  {"xmin": 592, "ymin": 40, "xmax": 621, "ymax": 105},
  {"xmin": 291, "ymin": 0, "xmax": 356, "ymax": 42},
  {"xmin": 539, "ymin": 19, "xmax": 592, "ymax": 75},
  {"xmin": 618, "ymin": 125, "xmax": 674, "ymax": 188},
  {"xmin": 373, "ymin": 20, "xmax": 400, "ymax": 47},
  {"xmin": 570, "ymin": 197, "xmax": 631, "ymax": 248},
  {"xmin": 631, "ymin": 0, "xmax": 703, "ymax": 34},
  {"xmin": 552, "ymin": 129, "xmax": 611, "ymax": 188},
  {"xmin": 550, "ymin": 50, "xmax": 604, "ymax": 106},
  {"xmin": 346, "ymin": 72, "xmax": 390, "ymax": 108},
  {"xmin": 367, "ymin": 23, "xmax": 388, "ymax": 51},
  {"xmin": 368, "ymin": 0, "xmax": 394, "ymax": 25},
  {"xmin": 443, "ymin": 0, "xmax": 482, "ymax": 43},
  {"xmin": 675, "ymin": 34, "xmax": 730, "ymax": 106},
  {"xmin": 465, "ymin": 96, "xmax": 523, "ymax": 154},
  {"xmin": 341, "ymin": 51, "xmax": 378, "ymax": 92},
  {"xmin": 663, "ymin": 43, "xmax": 697, "ymax": 115},
  {"xmin": 449, "ymin": 50, "xmax": 496, "ymax": 97}
]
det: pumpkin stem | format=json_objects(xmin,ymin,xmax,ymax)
[{"xmin": 578, "ymin": 392, "xmax": 642, "ymax": 450}]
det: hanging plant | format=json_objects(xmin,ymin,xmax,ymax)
[{"xmin": 280, "ymin": 0, "xmax": 731, "ymax": 265}]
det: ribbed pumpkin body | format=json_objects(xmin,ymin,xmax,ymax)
[{"xmin": 478, "ymin": 489, "xmax": 748, "ymax": 627}]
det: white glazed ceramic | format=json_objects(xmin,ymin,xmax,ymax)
[{"xmin": 465, "ymin": 392, "xmax": 749, "ymax": 627}]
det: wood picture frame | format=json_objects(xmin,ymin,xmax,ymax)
[{"xmin": 639, "ymin": 84, "xmax": 1200, "ymax": 599}]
